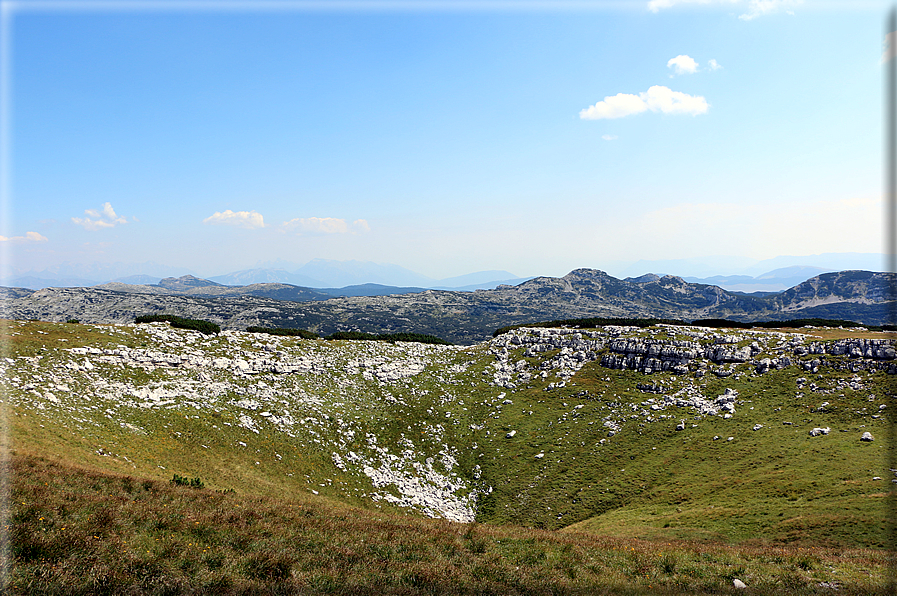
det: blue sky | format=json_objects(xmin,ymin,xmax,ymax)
[{"xmin": 1, "ymin": 0, "xmax": 890, "ymax": 279}]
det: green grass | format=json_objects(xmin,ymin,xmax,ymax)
[
  {"xmin": 8, "ymin": 453, "xmax": 890, "ymax": 595},
  {"xmin": 2, "ymin": 319, "xmax": 895, "ymax": 592}
]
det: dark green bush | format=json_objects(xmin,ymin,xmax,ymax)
[
  {"xmin": 325, "ymin": 331, "xmax": 452, "ymax": 345},
  {"xmin": 65, "ymin": 318, "xmax": 80, "ymax": 324},
  {"xmin": 170, "ymin": 474, "xmax": 204, "ymax": 489},
  {"xmin": 135, "ymin": 314, "xmax": 220, "ymax": 335},
  {"xmin": 693, "ymin": 318, "xmax": 892, "ymax": 331},
  {"xmin": 245, "ymin": 326, "xmax": 318, "ymax": 339}
]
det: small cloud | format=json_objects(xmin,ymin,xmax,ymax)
[
  {"xmin": 0, "ymin": 231, "xmax": 48, "ymax": 243},
  {"xmin": 72, "ymin": 202, "xmax": 129, "ymax": 231},
  {"xmin": 580, "ymin": 92, "xmax": 648, "ymax": 120},
  {"xmin": 708, "ymin": 58, "xmax": 722, "ymax": 70},
  {"xmin": 352, "ymin": 219, "xmax": 371, "ymax": 232},
  {"xmin": 602, "ymin": 134, "xmax": 618, "ymax": 141},
  {"xmin": 667, "ymin": 55, "xmax": 698, "ymax": 75},
  {"xmin": 203, "ymin": 210, "xmax": 266, "ymax": 229},
  {"xmin": 580, "ymin": 85, "xmax": 708, "ymax": 120}
]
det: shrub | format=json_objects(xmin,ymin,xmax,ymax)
[
  {"xmin": 325, "ymin": 331, "xmax": 452, "ymax": 345},
  {"xmin": 170, "ymin": 474, "xmax": 204, "ymax": 489},
  {"xmin": 135, "ymin": 314, "xmax": 220, "ymax": 335},
  {"xmin": 65, "ymin": 318, "xmax": 80, "ymax": 324},
  {"xmin": 245, "ymin": 326, "xmax": 318, "ymax": 339}
]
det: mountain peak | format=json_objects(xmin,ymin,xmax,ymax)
[
  {"xmin": 157, "ymin": 275, "xmax": 222, "ymax": 290},
  {"xmin": 564, "ymin": 268, "xmax": 611, "ymax": 280}
]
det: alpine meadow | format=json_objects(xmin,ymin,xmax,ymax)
[{"xmin": 3, "ymin": 1, "xmax": 896, "ymax": 594}]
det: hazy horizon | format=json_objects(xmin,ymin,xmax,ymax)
[{"xmin": 3, "ymin": 251, "xmax": 886, "ymax": 290}]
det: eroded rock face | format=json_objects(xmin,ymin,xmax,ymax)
[
  {"xmin": 601, "ymin": 338, "xmax": 698, "ymax": 374},
  {"xmin": 594, "ymin": 326, "xmax": 896, "ymax": 377},
  {"xmin": 809, "ymin": 339, "xmax": 897, "ymax": 360}
]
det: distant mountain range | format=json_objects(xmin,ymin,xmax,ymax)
[
  {"xmin": 617, "ymin": 252, "xmax": 883, "ymax": 279},
  {"xmin": 4, "ymin": 254, "xmax": 885, "ymax": 295},
  {"xmin": 4, "ymin": 259, "xmax": 529, "ymax": 293},
  {"xmin": 3, "ymin": 268, "xmax": 893, "ymax": 345},
  {"xmin": 680, "ymin": 266, "xmax": 835, "ymax": 294}
]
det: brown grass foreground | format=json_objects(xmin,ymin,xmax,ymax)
[{"xmin": 6, "ymin": 453, "xmax": 891, "ymax": 595}]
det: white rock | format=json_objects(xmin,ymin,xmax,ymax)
[
  {"xmin": 861, "ymin": 431, "xmax": 874, "ymax": 442},
  {"xmin": 733, "ymin": 578, "xmax": 746, "ymax": 589}
]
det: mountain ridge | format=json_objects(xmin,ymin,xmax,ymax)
[{"xmin": 2, "ymin": 268, "xmax": 893, "ymax": 345}]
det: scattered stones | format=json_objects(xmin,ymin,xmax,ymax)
[
  {"xmin": 809, "ymin": 427, "xmax": 830, "ymax": 437},
  {"xmin": 752, "ymin": 424, "xmax": 763, "ymax": 431}
]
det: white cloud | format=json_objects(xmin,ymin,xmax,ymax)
[
  {"xmin": 71, "ymin": 202, "xmax": 129, "ymax": 231},
  {"xmin": 708, "ymin": 58, "xmax": 722, "ymax": 70},
  {"xmin": 602, "ymin": 134, "xmax": 618, "ymax": 141},
  {"xmin": 281, "ymin": 217, "xmax": 371, "ymax": 235},
  {"xmin": 0, "ymin": 231, "xmax": 48, "ymax": 243},
  {"xmin": 579, "ymin": 92, "xmax": 647, "ymax": 120},
  {"xmin": 667, "ymin": 55, "xmax": 698, "ymax": 75},
  {"xmin": 642, "ymin": 85, "xmax": 709, "ymax": 115},
  {"xmin": 580, "ymin": 85, "xmax": 708, "ymax": 120},
  {"xmin": 202, "ymin": 210, "xmax": 266, "ymax": 229}
]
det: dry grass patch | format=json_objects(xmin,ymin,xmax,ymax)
[{"xmin": 8, "ymin": 454, "xmax": 891, "ymax": 595}]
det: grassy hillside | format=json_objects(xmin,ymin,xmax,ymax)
[
  {"xmin": 7, "ymin": 454, "xmax": 889, "ymax": 595},
  {"xmin": 2, "ymin": 319, "xmax": 894, "ymax": 592}
]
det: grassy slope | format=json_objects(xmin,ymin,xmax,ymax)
[
  {"xmin": 473, "ymin": 361, "xmax": 891, "ymax": 547},
  {"xmin": 2, "ymin": 319, "xmax": 895, "ymax": 592},
  {"xmin": 8, "ymin": 454, "xmax": 889, "ymax": 595}
]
